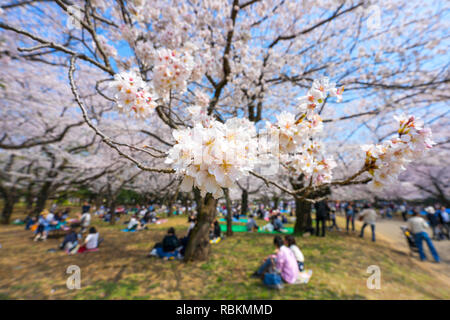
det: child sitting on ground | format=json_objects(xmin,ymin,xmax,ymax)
[
  {"xmin": 246, "ymin": 214, "xmax": 259, "ymax": 232},
  {"xmin": 285, "ymin": 235, "xmax": 305, "ymax": 272}
]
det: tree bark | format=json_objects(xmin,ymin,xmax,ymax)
[
  {"xmin": 109, "ymin": 200, "xmax": 117, "ymax": 225},
  {"xmin": 94, "ymin": 195, "xmax": 103, "ymax": 210},
  {"xmin": 184, "ymin": 193, "xmax": 218, "ymax": 261},
  {"xmin": 241, "ymin": 188, "xmax": 248, "ymax": 215},
  {"xmin": 1, "ymin": 192, "xmax": 18, "ymax": 224},
  {"xmin": 25, "ymin": 182, "xmax": 35, "ymax": 211},
  {"xmin": 224, "ymin": 188, "xmax": 233, "ymax": 236},
  {"xmin": 33, "ymin": 182, "xmax": 52, "ymax": 215},
  {"xmin": 293, "ymin": 197, "xmax": 312, "ymax": 234},
  {"xmin": 272, "ymin": 196, "xmax": 280, "ymax": 209}
]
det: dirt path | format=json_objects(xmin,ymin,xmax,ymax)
[{"xmin": 375, "ymin": 218, "xmax": 450, "ymax": 282}]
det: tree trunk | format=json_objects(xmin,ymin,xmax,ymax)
[
  {"xmin": 25, "ymin": 182, "xmax": 35, "ymax": 211},
  {"xmin": 272, "ymin": 196, "xmax": 279, "ymax": 210},
  {"xmin": 109, "ymin": 201, "xmax": 117, "ymax": 225},
  {"xmin": 241, "ymin": 189, "xmax": 248, "ymax": 215},
  {"xmin": 184, "ymin": 193, "xmax": 218, "ymax": 261},
  {"xmin": 1, "ymin": 193, "xmax": 18, "ymax": 224},
  {"xmin": 293, "ymin": 197, "xmax": 312, "ymax": 234},
  {"xmin": 94, "ymin": 195, "xmax": 103, "ymax": 210},
  {"xmin": 33, "ymin": 182, "xmax": 51, "ymax": 215},
  {"xmin": 224, "ymin": 189, "xmax": 233, "ymax": 236}
]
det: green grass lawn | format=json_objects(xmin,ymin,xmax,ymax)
[{"xmin": 0, "ymin": 212, "xmax": 449, "ymax": 300}]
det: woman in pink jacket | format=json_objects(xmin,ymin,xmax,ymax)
[{"xmin": 252, "ymin": 235, "xmax": 299, "ymax": 284}]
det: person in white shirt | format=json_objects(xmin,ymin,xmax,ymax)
[
  {"xmin": 85, "ymin": 229, "xmax": 99, "ymax": 249},
  {"xmin": 70, "ymin": 227, "xmax": 99, "ymax": 254},
  {"xmin": 138, "ymin": 209, "xmax": 147, "ymax": 219},
  {"xmin": 128, "ymin": 216, "xmax": 139, "ymax": 229},
  {"xmin": 46, "ymin": 212, "xmax": 55, "ymax": 223},
  {"xmin": 80, "ymin": 212, "xmax": 91, "ymax": 232},
  {"xmin": 285, "ymin": 235, "xmax": 305, "ymax": 272},
  {"xmin": 407, "ymin": 211, "xmax": 440, "ymax": 262},
  {"xmin": 128, "ymin": 215, "xmax": 144, "ymax": 231},
  {"xmin": 359, "ymin": 204, "xmax": 377, "ymax": 242}
]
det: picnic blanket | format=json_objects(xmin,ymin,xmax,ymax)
[
  {"xmin": 219, "ymin": 224, "xmax": 293, "ymax": 234},
  {"xmin": 30, "ymin": 222, "xmax": 68, "ymax": 232},
  {"xmin": 219, "ymin": 218, "xmax": 248, "ymax": 224},
  {"xmin": 121, "ymin": 228, "xmax": 137, "ymax": 232},
  {"xmin": 154, "ymin": 218, "xmax": 168, "ymax": 225},
  {"xmin": 47, "ymin": 222, "xmax": 69, "ymax": 232}
]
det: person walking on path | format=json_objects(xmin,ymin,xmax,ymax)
[
  {"xmin": 399, "ymin": 203, "xmax": 407, "ymax": 222},
  {"xmin": 359, "ymin": 204, "xmax": 377, "ymax": 242},
  {"xmin": 407, "ymin": 211, "xmax": 440, "ymax": 263},
  {"xmin": 425, "ymin": 206, "xmax": 439, "ymax": 240}
]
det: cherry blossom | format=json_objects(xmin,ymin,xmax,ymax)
[
  {"xmin": 165, "ymin": 110, "xmax": 257, "ymax": 199},
  {"xmin": 363, "ymin": 115, "xmax": 435, "ymax": 190},
  {"xmin": 108, "ymin": 70, "xmax": 158, "ymax": 119}
]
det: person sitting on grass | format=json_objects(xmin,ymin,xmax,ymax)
[
  {"xmin": 45, "ymin": 210, "xmax": 58, "ymax": 226},
  {"xmin": 24, "ymin": 213, "xmax": 36, "ymax": 230},
  {"xmin": 127, "ymin": 215, "xmax": 145, "ymax": 231},
  {"xmin": 187, "ymin": 216, "xmax": 197, "ymax": 235},
  {"xmin": 178, "ymin": 220, "xmax": 197, "ymax": 258},
  {"xmin": 33, "ymin": 212, "xmax": 50, "ymax": 241},
  {"xmin": 55, "ymin": 211, "xmax": 66, "ymax": 222},
  {"xmin": 210, "ymin": 219, "xmax": 221, "ymax": 238},
  {"xmin": 142, "ymin": 210, "xmax": 152, "ymax": 225},
  {"xmin": 70, "ymin": 227, "xmax": 99, "ymax": 254},
  {"xmin": 61, "ymin": 208, "xmax": 70, "ymax": 221},
  {"xmin": 60, "ymin": 228, "xmax": 78, "ymax": 251},
  {"xmin": 246, "ymin": 214, "xmax": 259, "ymax": 232},
  {"xmin": 272, "ymin": 215, "xmax": 284, "ymax": 232},
  {"xmin": 252, "ymin": 235, "xmax": 299, "ymax": 284},
  {"xmin": 148, "ymin": 227, "xmax": 180, "ymax": 259},
  {"xmin": 79, "ymin": 210, "xmax": 91, "ymax": 233},
  {"xmin": 209, "ymin": 219, "xmax": 222, "ymax": 243},
  {"xmin": 261, "ymin": 219, "xmax": 274, "ymax": 232},
  {"xmin": 285, "ymin": 235, "xmax": 305, "ymax": 272}
]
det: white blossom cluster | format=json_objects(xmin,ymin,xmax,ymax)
[
  {"xmin": 289, "ymin": 141, "xmax": 337, "ymax": 186},
  {"xmin": 265, "ymin": 78, "xmax": 341, "ymax": 185},
  {"xmin": 108, "ymin": 70, "xmax": 158, "ymax": 119},
  {"xmin": 165, "ymin": 107, "xmax": 258, "ymax": 198},
  {"xmin": 151, "ymin": 48, "xmax": 196, "ymax": 98},
  {"xmin": 362, "ymin": 115, "xmax": 435, "ymax": 190},
  {"xmin": 265, "ymin": 111, "xmax": 323, "ymax": 154},
  {"xmin": 298, "ymin": 77, "xmax": 344, "ymax": 118}
]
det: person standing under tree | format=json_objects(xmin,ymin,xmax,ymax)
[
  {"xmin": 345, "ymin": 203, "xmax": 356, "ymax": 233},
  {"xmin": 399, "ymin": 203, "xmax": 407, "ymax": 222},
  {"xmin": 328, "ymin": 207, "xmax": 340, "ymax": 231},
  {"xmin": 425, "ymin": 206, "xmax": 439, "ymax": 240},
  {"xmin": 314, "ymin": 200, "xmax": 329, "ymax": 237},
  {"xmin": 359, "ymin": 204, "xmax": 377, "ymax": 242}
]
